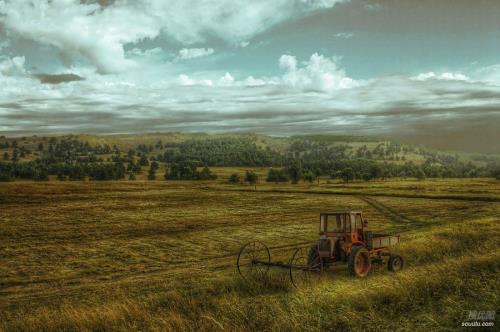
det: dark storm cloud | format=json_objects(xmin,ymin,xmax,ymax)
[{"xmin": 34, "ymin": 73, "xmax": 84, "ymax": 84}]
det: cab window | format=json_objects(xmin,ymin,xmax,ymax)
[
  {"xmin": 345, "ymin": 214, "xmax": 351, "ymax": 232},
  {"xmin": 355, "ymin": 214, "xmax": 363, "ymax": 230},
  {"xmin": 326, "ymin": 214, "xmax": 349, "ymax": 232}
]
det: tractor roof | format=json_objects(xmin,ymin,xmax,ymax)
[{"xmin": 320, "ymin": 211, "xmax": 362, "ymax": 215}]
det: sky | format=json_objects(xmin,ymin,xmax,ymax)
[{"xmin": 0, "ymin": 0, "xmax": 500, "ymax": 152}]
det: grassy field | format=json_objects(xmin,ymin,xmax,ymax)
[{"xmin": 0, "ymin": 175, "xmax": 499, "ymax": 331}]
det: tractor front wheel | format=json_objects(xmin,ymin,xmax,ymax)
[
  {"xmin": 388, "ymin": 254, "xmax": 404, "ymax": 272},
  {"xmin": 348, "ymin": 246, "xmax": 371, "ymax": 277}
]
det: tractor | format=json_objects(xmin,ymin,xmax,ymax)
[
  {"xmin": 311, "ymin": 211, "xmax": 404, "ymax": 277},
  {"xmin": 237, "ymin": 211, "xmax": 404, "ymax": 287}
]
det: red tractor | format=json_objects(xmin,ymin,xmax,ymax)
[
  {"xmin": 311, "ymin": 211, "xmax": 404, "ymax": 277},
  {"xmin": 237, "ymin": 211, "xmax": 404, "ymax": 287}
]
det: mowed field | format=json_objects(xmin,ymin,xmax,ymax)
[{"xmin": 0, "ymin": 176, "xmax": 499, "ymax": 331}]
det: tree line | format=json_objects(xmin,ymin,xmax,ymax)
[{"xmin": 0, "ymin": 136, "xmax": 499, "ymax": 182}]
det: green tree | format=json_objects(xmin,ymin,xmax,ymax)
[
  {"xmin": 139, "ymin": 155, "xmax": 149, "ymax": 166},
  {"xmin": 228, "ymin": 173, "xmax": 240, "ymax": 183},
  {"xmin": 150, "ymin": 161, "xmax": 159, "ymax": 171},
  {"xmin": 416, "ymin": 168, "xmax": 426, "ymax": 180},
  {"xmin": 2, "ymin": 152, "xmax": 8, "ymax": 161},
  {"xmin": 303, "ymin": 170, "xmax": 315, "ymax": 183},
  {"xmin": 33, "ymin": 169, "xmax": 49, "ymax": 181},
  {"xmin": 11, "ymin": 149, "xmax": 19, "ymax": 162},
  {"xmin": 245, "ymin": 170, "xmax": 258, "ymax": 189},
  {"xmin": 266, "ymin": 168, "xmax": 289, "ymax": 184},
  {"xmin": 341, "ymin": 167, "xmax": 354, "ymax": 183},
  {"xmin": 286, "ymin": 163, "xmax": 303, "ymax": 184}
]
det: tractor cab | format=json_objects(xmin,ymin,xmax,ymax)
[
  {"xmin": 317, "ymin": 211, "xmax": 368, "ymax": 262},
  {"xmin": 319, "ymin": 211, "xmax": 366, "ymax": 244}
]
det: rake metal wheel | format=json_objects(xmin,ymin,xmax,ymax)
[
  {"xmin": 289, "ymin": 246, "xmax": 322, "ymax": 288},
  {"xmin": 237, "ymin": 241, "xmax": 271, "ymax": 280}
]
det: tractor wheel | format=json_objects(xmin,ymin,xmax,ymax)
[
  {"xmin": 348, "ymin": 246, "xmax": 371, "ymax": 277},
  {"xmin": 237, "ymin": 241, "xmax": 271, "ymax": 280},
  {"xmin": 388, "ymin": 255, "xmax": 404, "ymax": 272}
]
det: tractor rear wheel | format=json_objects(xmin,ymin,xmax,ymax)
[
  {"xmin": 348, "ymin": 246, "xmax": 371, "ymax": 277},
  {"xmin": 388, "ymin": 254, "xmax": 404, "ymax": 272}
]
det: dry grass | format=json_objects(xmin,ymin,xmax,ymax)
[{"xmin": 0, "ymin": 176, "xmax": 499, "ymax": 331}]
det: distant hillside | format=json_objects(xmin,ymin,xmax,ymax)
[{"xmin": 0, "ymin": 133, "xmax": 499, "ymax": 182}]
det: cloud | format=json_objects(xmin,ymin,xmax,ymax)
[
  {"xmin": 333, "ymin": 32, "xmax": 354, "ymax": 39},
  {"xmin": 0, "ymin": 0, "xmax": 347, "ymax": 73},
  {"xmin": 364, "ymin": 3, "xmax": 382, "ymax": 11},
  {"xmin": 35, "ymin": 73, "xmax": 84, "ymax": 84},
  {"xmin": 278, "ymin": 53, "xmax": 357, "ymax": 91},
  {"xmin": 411, "ymin": 72, "xmax": 470, "ymax": 82},
  {"xmin": 239, "ymin": 41, "xmax": 250, "ymax": 48},
  {"xmin": 218, "ymin": 72, "xmax": 235, "ymax": 85},
  {"xmin": 178, "ymin": 74, "xmax": 213, "ymax": 86},
  {"xmin": 178, "ymin": 48, "xmax": 214, "ymax": 60},
  {"xmin": 473, "ymin": 64, "xmax": 500, "ymax": 85},
  {"xmin": 0, "ymin": 56, "xmax": 26, "ymax": 76}
]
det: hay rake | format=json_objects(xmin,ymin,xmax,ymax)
[{"xmin": 236, "ymin": 240, "xmax": 322, "ymax": 288}]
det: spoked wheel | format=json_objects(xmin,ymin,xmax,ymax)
[
  {"xmin": 237, "ymin": 241, "xmax": 271, "ymax": 280},
  {"xmin": 289, "ymin": 246, "xmax": 322, "ymax": 288},
  {"xmin": 388, "ymin": 254, "xmax": 404, "ymax": 272},
  {"xmin": 348, "ymin": 246, "xmax": 371, "ymax": 277}
]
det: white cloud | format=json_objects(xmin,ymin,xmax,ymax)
[
  {"xmin": 473, "ymin": 64, "xmax": 500, "ymax": 85},
  {"xmin": 364, "ymin": 3, "xmax": 382, "ymax": 11},
  {"xmin": 334, "ymin": 32, "xmax": 354, "ymax": 39},
  {"xmin": 279, "ymin": 53, "xmax": 357, "ymax": 91},
  {"xmin": 243, "ymin": 76, "xmax": 268, "ymax": 86},
  {"xmin": 127, "ymin": 48, "xmax": 163, "ymax": 58},
  {"xmin": 239, "ymin": 41, "xmax": 250, "ymax": 48},
  {"xmin": 218, "ymin": 72, "xmax": 235, "ymax": 85},
  {"xmin": 0, "ymin": 56, "xmax": 26, "ymax": 76},
  {"xmin": 411, "ymin": 71, "xmax": 470, "ymax": 82},
  {"xmin": 0, "ymin": 0, "xmax": 346, "ymax": 73},
  {"xmin": 178, "ymin": 48, "xmax": 214, "ymax": 60},
  {"xmin": 178, "ymin": 74, "xmax": 213, "ymax": 86}
]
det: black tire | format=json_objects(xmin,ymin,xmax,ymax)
[
  {"xmin": 348, "ymin": 246, "xmax": 371, "ymax": 277},
  {"xmin": 388, "ymin": 255, "xmax": 404, "ymax": 272}
]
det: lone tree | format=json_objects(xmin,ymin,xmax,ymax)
[
  {"xmin": 245, "ymin": 170, "xmax": 258, "ymax": 190},
  {"xmin": 228, "ymin": 173, "xmax": 240, "ymax": 184}
]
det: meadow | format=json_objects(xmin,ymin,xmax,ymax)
[{"xmin": 0, "ymin": 175, "xmax": 499, "ymax": 331}]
